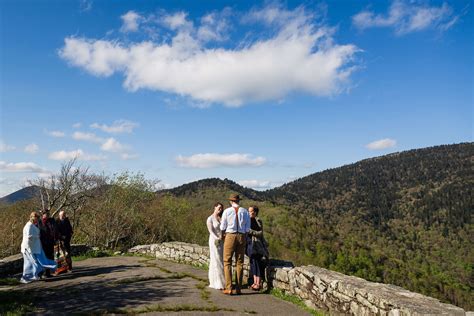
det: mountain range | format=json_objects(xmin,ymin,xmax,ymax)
[{"xmin": 1, "ymin": 143, "xmax": 472, "ymax": 309}]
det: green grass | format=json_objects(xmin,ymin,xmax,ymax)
[
  {"xmin": 113, "ymin": 273, "xmax": 189, "ymax": 285},
  {"xmin": 0, "ymin": 278, "xmax": 20, "ymax": 286},
  {"xmin": 195, "ymin": 281, "xmax": 212, "ymax": 303},
  {"xmin": 142, "ymin": 261, "xmax": 173, "ymax": 273},
  {"xmin": 72, "ymin": 249, "xmax": 112, "ymax": 261},
  {"xmin": 270, "ymin": 288, "xmax": 326, "ymax": 316},
  {"xmin": 0, "ymin": 291, "xmax": 35, "ymax": 315},
  {"xmin": 106, "ymin": 303, "xmax": 235, "ymax": 314}
]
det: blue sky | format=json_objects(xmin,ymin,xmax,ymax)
[{"xmin": 0, "ymin": 0, "xmax": 472, "ymax": 196}]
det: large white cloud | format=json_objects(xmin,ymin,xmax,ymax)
[
  {"xmin": 0, "ymin": 161, "xmax": 48, "ymax": 173},
  {"xmin": 59, "ymin": 5, "xmax": 359, "ymax": 107},
  {"xmin": 176, "ymin": 153, "xmax": 266, "ymax": 168},
  {"xmin": 365, "ymin": 138, "xmax": 397, "ymax": 150},
  {"xmin": 352, "ymin": 1, "xmax": 458, "ymax": 35},
  {"xmin": 48, "ymin": 149, "xmax": 106, "ymax": 161}
]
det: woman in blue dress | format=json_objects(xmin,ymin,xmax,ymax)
[{"xmin": 20, "ymin": 211, "xmax": 57, "ymax": 283}]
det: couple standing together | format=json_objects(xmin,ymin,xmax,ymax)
[{"xmin": 206, "ymin": 194, "xmax": 268, "ymax": 295}]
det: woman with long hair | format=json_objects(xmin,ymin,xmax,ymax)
[
  {"xmin": 20, "ymin": 211, "xmax": 56, "ymax": 283},
  {"xmin": 206, "ymin": 202, "xmax": 225, "ymax": 289},
  {"xmin": 247, "ymin": 206, "xmax": 269, "ymax": 291}
]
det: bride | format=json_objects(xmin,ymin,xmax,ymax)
[{"xmin": 206, "ymin": 202, "xmax": 225, "ymax": 289}]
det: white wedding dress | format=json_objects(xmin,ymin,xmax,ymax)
[{"xmin": 207, "ymin": 215, "xmax": 225, "ymax": 289}]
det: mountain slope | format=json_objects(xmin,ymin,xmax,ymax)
[
  {"xmin": 160, "ymin": 177, "xmax": 265, "ymax": 201},
  {"xmin": 267, "ymin": 143, "xmax": 473, "ymax": 229},
  {"xmin": 0, "ymin": 185, "xmax": 40, "ymax": 205}
]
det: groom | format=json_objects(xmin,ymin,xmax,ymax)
[{"xmin": 220, "ymin": 194, "xmax": 250, "ymax": 295}]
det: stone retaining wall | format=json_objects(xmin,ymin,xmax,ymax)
[
  {"xmin": 129, "ymin": 242, "xmax": 467, "ymax": 315},
  {"xmin": 0, "ymin": 244, "xmax": 92, "ymax": 277}
]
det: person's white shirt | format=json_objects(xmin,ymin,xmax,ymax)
[
  {"xmin": 21, "ymin": 221, "xmax": 41, "ymax": 254},
  {"xmin": 220, "ymin": 205, "xmax": 250, "ymax": 234}
]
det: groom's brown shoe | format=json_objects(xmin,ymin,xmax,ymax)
[{"xmin": 222, "ymin": 289, "xmax": 232, "ymax": 295}]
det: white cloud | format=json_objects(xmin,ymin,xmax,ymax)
[
  {"xmin": 352, "ymin": 1, "xmax": 458, "ymax": 35},
  {"xmin": 120, "ymin": 11, "xmax": 143, "ymax": 33},
  {"xmin": 100, "ymin": 138, "xmax": 128, "ymax": 152},
  {"xmin": 24, "ymin": 143, "xmax": 39, "ymax": 154},
  {"xmin": 238, "ymin": 179, "xmax": 272, "ymax": 190},
  {"xmin": 79, "ymin": 0, "xmax": 93, "ymax": 12},
  {"xmin": 46, "ymin": 130, "xmax": 66, "ymax": 138},
  {"xmin": 197, "ymin": 10, "xmax": 231, "ymax": 42},
  {"xmin": 72, "ymin": 122, "xmax": 82, "ymax": 128},
  {"xmin": 0, "ymin": 141, "xmax": 15, "ymax": 152},
  {"xmin": 90, "ymin": 120, "xmax": 139, "ymax": 134},
  {"xmin": 72, "ymin": 131, "xmax": 104, "ymax": 143},
  {"xmin": 365, "ymin": 138, "xmax": 397, "ymax": 150},
  {"xmin": 59, "ymin": 5, "xmax": 359, "ymax": 107},
  {"xmin": 162, "ymin": 11, "xmax": 191, "ymax": 30},
  {"xmin": 120, "ymin": 153, "xmax": 139, "ymax": 160},
  {"xmin": 0, "ymin": 161, "xmax": 48, "ymax": 173},
  {"xmin": 176, "ymin": 153, "xmax": 266, "ymax": 168},
  {"xmin": 48, "ymin": 149, "xmax": 106, "ymax": 161}
]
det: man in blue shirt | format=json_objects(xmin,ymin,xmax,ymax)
[{"xmin": 220, "ymin": 193, "xmax": 250, "ymax": 295}]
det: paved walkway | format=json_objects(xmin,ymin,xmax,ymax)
[{"xmin": 6, "ymin": 256, "xmax": 311, "ymax": 315}]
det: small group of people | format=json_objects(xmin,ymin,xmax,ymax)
[
  {"xmin": 20, "ymin": 209, "xmax": 74, "ymax": 284},
  {"xmin": 207, "ymin": 194, "xmax": 269, "ymax": 295}
]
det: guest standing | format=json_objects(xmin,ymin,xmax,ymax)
[
  {"xmin": 57, "ymin": 210, "xmax": 74, "ymax": 272},
  {"xmin": 39, "ymin": 210, "xmax": 57, "ymax": 277},
  {"xmin": 20, "ymin": 212, "xmax": 56, "ymax": 284},
  {"xmin": 220, "ymin": 194, "xmax": 250, "ymax": 295},
  {"xmin": 247, "ymin": 206, "xmax": 269, "ymax": 291},
  {"xmin": 206, "ymin": 202, "xmax": 225, "ymax": 289}
]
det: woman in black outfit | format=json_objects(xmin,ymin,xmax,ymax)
[
  {"xmin": 247, "ymin": 206, "xmax": 268, "ymax": 291},
  {"xmin": 39, "ymin": 210, "xmax": 58, "ymax": 277}
]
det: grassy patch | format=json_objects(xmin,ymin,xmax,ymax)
[
  {"xmin": 126, "ymin": 252, "xmax": 156, "ymax": 260},
  {"xmin": 72, "ymin": 249, "xmax": 112, "ymax": 261},
  {"xmin": 179, "ymin": 272, "xmax": 207, "ymax": 283},
  {"xmin": 192, "ymin": 262, "xmax": 209, "ymax": 271},
  {"xmin": 107, "ymin": 304, "xmax": 235, "ymax": 314},
  {"xmin": 0, "ymin": 291, "xmax": 35, "ymax": 315},
  {"xmin": 143, "ymin": 262, "xmax": 173, "ymax": 273},
  {"xmin": 0, "ymin": 278, "xmax": 20, "ymax": 286},
  {"xmin": 113, "ymin": 273, "xmax": 188, "ymax": 285},
  {"xmin": 143, "ymin": 261, "xmax": 207, "ymax": 282},
  {"xmin": 195, "ymin": 281, "xmax": 211, "ymax": 302},
  {"xmin": 270, "ymin": 288, "xmax": 326, "ymax": 316}
]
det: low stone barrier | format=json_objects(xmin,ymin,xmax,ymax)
[
  {"xmin": 0, "ymin": 244, "xmax": 92, "ymax": 277},
  {"xmin": 0, "ymin": 253, "xmax": 23, "ymax": 278},
  {"xmin": 129, "ymin": 242, "xmax": 467, "ymax": 315},
  {"xmin": 268, "ymin": 265, "xmax": 465, "ymax": 315}
]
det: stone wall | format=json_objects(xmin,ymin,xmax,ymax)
[
  {"xmin": 268, "ymin": 265, "xmax": 465, "ymax": 315},
  {"xmin": 129, "ymin": 242, "xmax": 467, "ymax": 315},
  {"xmin": 0, "ymin": 253, "xmax": 23, "ymax": 278},
  {"xmin": 0, "ymin": 244, "xmax": 92, "ymax": 277}
]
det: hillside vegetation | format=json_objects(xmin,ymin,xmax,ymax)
[{"xmin": 0, "ymin": 143, "xmax": 472, "ymax": 309}]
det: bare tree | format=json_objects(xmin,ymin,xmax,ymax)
[{"xmin": 29, "ymin": 159, "xmax": 105, "ymax": 226}]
